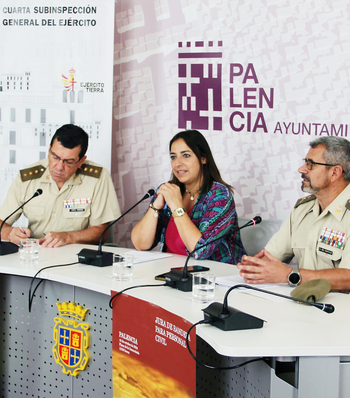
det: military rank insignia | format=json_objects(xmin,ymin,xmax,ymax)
[
  {"xmin": 53, "ymin": 302, "xmax": 91, "ymax": 376},
  {"xmin": 319, "ymin": 227, "xmax": 346, "ymax": 250}
]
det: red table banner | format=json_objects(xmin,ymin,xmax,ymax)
[{"xmin": 111, "ymin": 292, "xmax": 196, "ymax": 397}]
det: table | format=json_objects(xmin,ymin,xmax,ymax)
[{"xmin": 0, "ymin": 244, "xmax": 349, "ymax": 397}]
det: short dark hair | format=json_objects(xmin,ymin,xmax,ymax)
[
  {"xmin": 169, "ymin": 130, "xmax": 233, "ymax": 194},
  {"xmin": 50, "ymin": 124, "xmax": 89, "ymax": 159},
  {"xmin": 310, "ymin": 136, "xmax": 350, "ymax": 182}
]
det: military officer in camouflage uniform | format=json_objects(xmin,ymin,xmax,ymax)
[
  {"xmin": 0, "ymin": 124, "xmax": 120, "ymax": 248},
  {"xmin": 238, "ymin": 136, "xmax": 350, "ymax": 290}
]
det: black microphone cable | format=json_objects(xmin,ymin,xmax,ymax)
[
  {"xmin": 109, "ymin": 282, "xmax": 167, "ymax": 308},
  {"xmin": 109, "ymin": 284, "xmax": 265, "ymax": 370},
  {"xmin": 185, "ymin": 318, "xmax": 264, "ymax": 370},
  {"xmin": 28, "ymin": 262, "xmax": 79, "ymax": 312}
]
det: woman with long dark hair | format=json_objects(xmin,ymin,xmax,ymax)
[{"xmin": 131, "ymin": 130, "xmax": 246, "ymax": 264}]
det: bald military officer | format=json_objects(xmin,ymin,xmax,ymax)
[
  {"xmin": 0, "ymin": 124, "xmax": 120, "ymax": 248},
  {"xmin": 238, "ymin": 136, "xmax": 350, "ymax": 290}
]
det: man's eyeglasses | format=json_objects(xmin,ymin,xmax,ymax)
[
  {"xmin": 49, "ymin": 148, "xmax": 80, "ymax": 167},
  {"xmin": 302, "ymin": 158, "xmax": 337, "ymax": 170}
]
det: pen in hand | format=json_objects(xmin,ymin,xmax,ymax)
[{"xmin": 14, "ymin": 219, "xmax": 27, "ymax": 236}]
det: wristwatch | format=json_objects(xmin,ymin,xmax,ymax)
[
  {"xmin": 288, "ymin": 269, "xmax": 301, "ymax": 287},
  {"xmin": 172, "ymin": 207, "xmax": 186, "ymax": 218}
]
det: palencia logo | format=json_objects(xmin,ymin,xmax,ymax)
[{"xmin": 52, "ymin": 302, "xmax": 90, "ymax": 376}]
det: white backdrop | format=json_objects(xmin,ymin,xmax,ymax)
[
  {"xmin": 112, "ymin": 0, "xmax": 350, "ymax": 247},
  {"xmin": 0, "ymin": 1, "xmax": 115, "ymax": 204}
]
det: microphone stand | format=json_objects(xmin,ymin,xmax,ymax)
[
  {"xmin": 0, "ymin": 189, "xmax": 43, "ymax": 255},
  {"xmin": 202, "ymin": 284, "xmax": 335, "ymax": 331},
  {"xmin": 165, "ymin": 216, "xmax": 262, "ymax": 292},
  {"xmin": 77, "ymin": 189, "xmax": 155, "ymax": 267}
]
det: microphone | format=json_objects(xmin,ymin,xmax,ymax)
[
  {"xmin": 77, "ymin": 189, "xmax": 155, "ymax": 267},
  {"xmin": 165, "ymin": 216, "xmax": 262, "ymax": 292},
  {"xmin": 0, "ymin": 189, "xmax": 43, "ymax": 255},
  {"xmin": 240, "ymin": 216, "xmax": 261, "ymax": 227},
  {"xmin": 202, "ymin": 284, "xmax": 335, "ymax": 331}
]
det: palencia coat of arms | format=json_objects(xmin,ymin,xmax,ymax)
[{"xmin": 52, "ymin": 302, "xmax": 90, "ymax": 376}]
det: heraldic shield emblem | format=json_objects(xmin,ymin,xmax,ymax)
[{"xmin": 53, "ymin": 302, "xmax": 91, "ymax": 376}]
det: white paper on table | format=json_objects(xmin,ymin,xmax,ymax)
[
  {"xmin": 216, "ymin": 275, "xmax": 291, "ymax": 303},
  {"xmin": 123, "ymin": 250, "xmax": 172, "ymax": 264}
]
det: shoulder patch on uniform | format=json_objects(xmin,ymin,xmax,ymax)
[
  {"xmin": 345, "ymin": 200, "xmax": 350, "ymax": 211},
  {"xmin": 294, "ymin": 195, "xmax": 316, "ymax": 208},
  {"xmin": 20, "ymin": 165, "xmax": 46, "ymax": 182},
  {"xmin": 79, "ymin": 164, "xmax": 102, "ymax": 178}
]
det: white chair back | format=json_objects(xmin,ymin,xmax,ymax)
[{"xmin": 238, "ymin": 217, "xmax": 282, "ymax": 256}]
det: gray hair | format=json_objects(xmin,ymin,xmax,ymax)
[{"xmin": 310, "ymin": 137, "xmax": 350, "ymax": 182}]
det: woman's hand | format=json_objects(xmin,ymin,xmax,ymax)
[
  {"xmin": 157, "ymin": 183, "xmax": 183, "ymax": 211},
  {"xmin": 152, "ymin": 191, "xmax": 165, "ymax": 210}
]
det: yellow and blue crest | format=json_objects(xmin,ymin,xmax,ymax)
[{"xmin": 52, "ymin": 302, "xmax": 90, "ymax": 376}]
